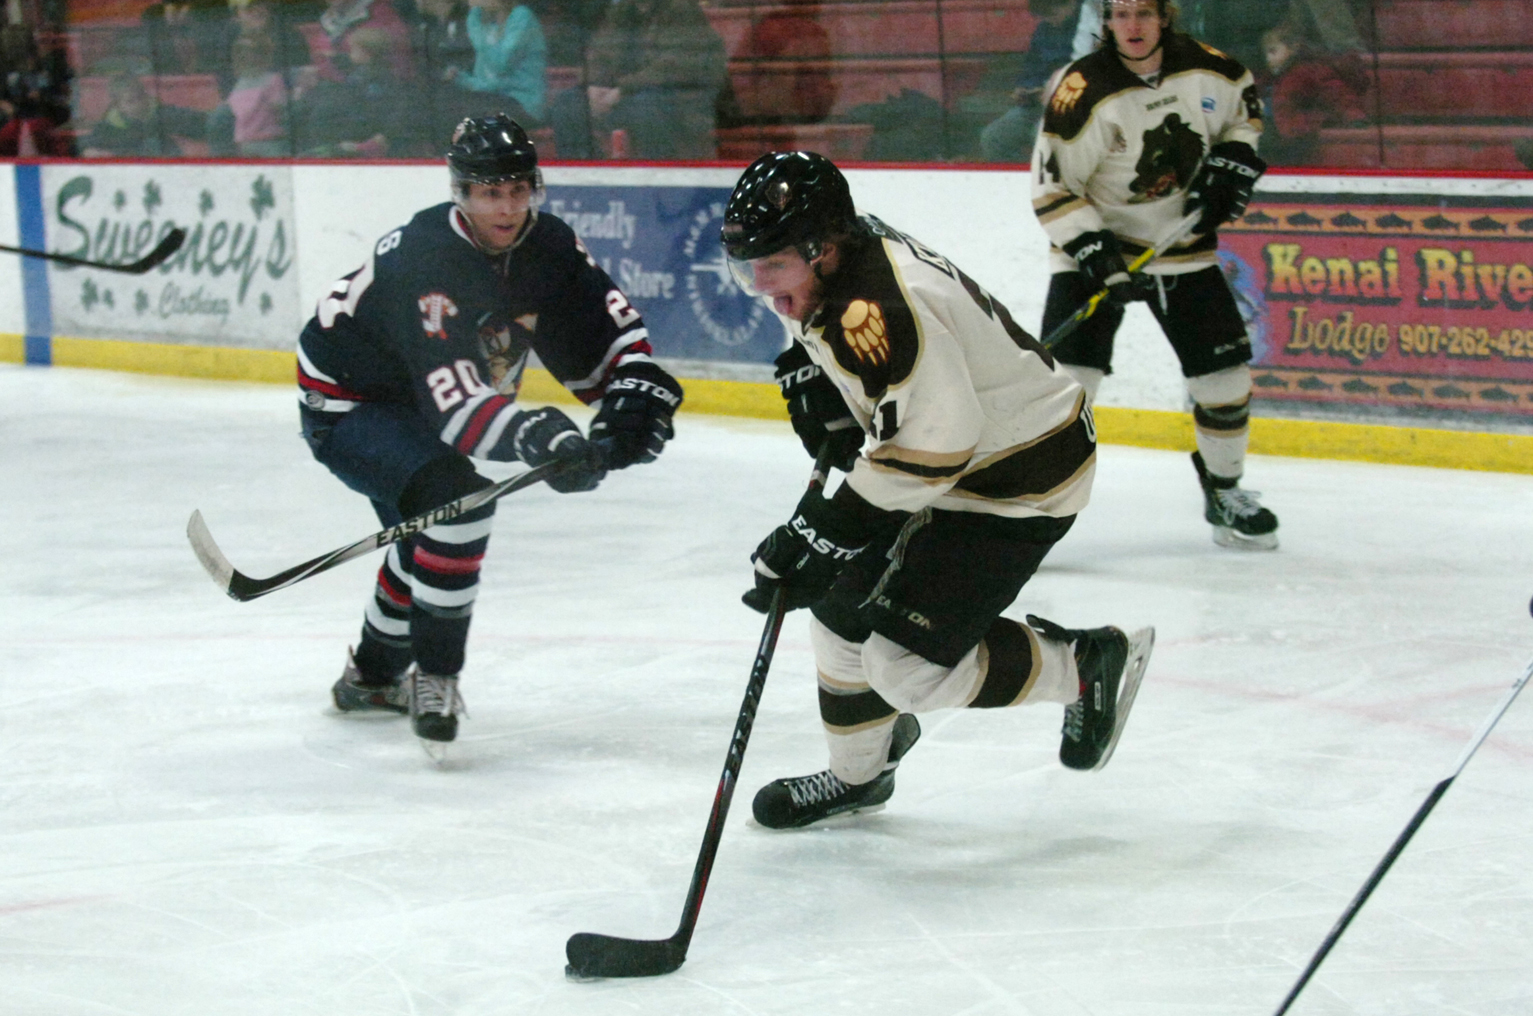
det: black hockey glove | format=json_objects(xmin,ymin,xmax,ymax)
[
  {"xmin": 774, "ymin": 344, "xmax": 863, "ymax": 473},
  {"xmin": 742, "ymin": 483, "xmax": 892, "ymax": 614},
  {"xmin": 590, "ymin": 363, "xmax": 684, "ymax": 470},
  {"xmin": 509, "ymin": 407, "xmax": 605, "ymax": 493},
  {"xmin": 1186, "ymin": 141, "xmax": 1267, "ymax": 234},
  {"xmin": 1062, "ymin": 229, "xmax": 1152, "ymax": 306}
]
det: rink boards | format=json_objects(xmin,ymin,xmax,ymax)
[{"xmin": 2, "ymin": 159, "xmax": 1532, "ymax": 472}]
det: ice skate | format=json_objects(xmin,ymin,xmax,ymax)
[
  {"xmin": 753, "ymin": 713, "xmax": 920, "ymax": 829},
  {"xmin": 1029, "ymin": 615, "xmax": 1154, "ymax": 771},
  {"xmin": 409, "ymin": 670, "xmax": 465, "ymax": 758},
  {"xmin": 1192, "ymin": 452, "xmax": 1279, "ymax": 550},
  {"xmin": 331, "ymin": 648, "xmax": 408, "ymax": 714}
]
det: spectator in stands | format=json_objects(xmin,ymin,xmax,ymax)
[
  {"xmin": 527, "ymin": 0, "xmax": 607, "ymax": 69},
  {"xmin": 312, "ymin": 0, "xmax": 414, "ymax": 83},
  {"xmin": 209, "ymin": 32, "xmax": 291, "ymax": 155},
  {"xmin": 0, "ymin": 22, "xmax": 72, "ymax": 155},
  {"xmin": 0, "ymin": 97, "xmax": 70, "ymax": 155},
  {"xmin": 79, "ymin": 72, "xmax": 208, "ymax": 157},
  {"xmin": 142, "ymin": 0, "xmax": 233, "ymax": 80},
  {"xmin": 407, "ymin": 0, "xmax": 477, "ymax": 136},
  {"xmin": 980, "ymin": 0, "xmax": 1081, "ymax": 162},
  {"xmin": 734, "ymin": 8, "xmax": 836, "ymax": 126},
  {"xmin": 227, "ymin": 0, "xmax": 316, "ymax": 92},
  {"xmin": 1181, "ymin": 0, "xmax": 1367, "ymax": 77},
  {"xmin": 550, "ymin": 0, "xmax": 726, "ymax": 159},
  {"xmin": 445, "ymin": 0, "xmax": 546, "ymax": 124},
  {"xmin": 1517, "ymin": 140, "xmax": 1533, "ymax": 173},
  {"xmin": 294, "ymin": 24, "xmax": 421, "ymax": 155},
  {"xmin": 1258, "ymin": 20, "xmax": 1367, "ymax": 166}
]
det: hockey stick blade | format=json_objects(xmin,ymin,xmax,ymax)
[
  {"xmin": 186, "ymin": 510, "xmax": 235, "ymax": 591},
  {"xmin": 187, "ymin": 459, "xmax": 567, "ymax": 602},
  {"xmin": 565, "ymin": 932, "xmax": 687, "ymax": 979},
  {"xmin": 123, "ymin": 227, "xmax": 188, "ymax": 273},
  {"xmin": 565, "ymin": 445, "xmax": 834, "ymax": 981},
  {"xmin": 0, "ymin": 227, "xmax": 186, "ymax": 275}
]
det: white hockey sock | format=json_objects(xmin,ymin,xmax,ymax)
[
  {"xmin": 1020, "ymin": 627, "xmax": 1080, "ymax": 705},
  {"xmin": 1187, "ymin": 365, "xmax": 1252, "ymax": 480},
  {"xmin": 1195, "ymin": 424, "xmax": 1248, "ymax": 480},
  {"xmin": 1061, "ymin": 363, "xmax": 1105, "ymax": 405},
  {"xmin": 825, "ymin": 713, "xmax": 899, "ymax": 787},
  {"xmin": 813, "ymin": 621, "xmax": 901, "ymax": 786}
]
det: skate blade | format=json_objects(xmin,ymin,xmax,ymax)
[
  {"xmin": 753, "ymin": 802, "xmax": 888, "ymax": 832},
  {"xmin": 1212, "ymin": 525, "xmax": 1278, "ymax": 551},
  {"xmin": 419, "ymin": 738, "xmax": 452, "ymax": 763},
  {"xmin": 1092, "ymin": 626, "xmax": 1154, "ymax": 772}
]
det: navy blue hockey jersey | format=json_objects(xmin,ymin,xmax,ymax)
[{"xmin": 296, "ymin": 202, "xmax": 654, "ymax": 460}]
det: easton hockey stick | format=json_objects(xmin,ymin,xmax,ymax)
[
  {"xmin": 0, "ymin": 227, "xmax": 187, "ymax": 275},
  {"xmin": 187, "ymin": 458, "xmax": 569, "ymax": 602},
  {"xmin": 1271, "ymin": 649, "xmax": 1533, "ymax": 1016},
  {"xmin": 1040, "ymin": 211, "xmax": 1202, "ymax": 350},
  {"xmin": 565, "ymin": 442, "xmax": 837, "ymax": 979}
]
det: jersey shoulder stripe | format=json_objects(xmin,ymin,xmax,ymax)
[{"xmin": 1161, "ymin": 33, "xmax": 1250, "ymax": 85}]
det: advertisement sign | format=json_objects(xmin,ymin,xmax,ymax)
[
  {"xmin": 43, "ymin": 164, "xmax": 299, "ymax": 349},
  {"xmin": 543, "ymin": 184, "xmax": 787, "ymax": 366},
  {"xmin": 1222, "ymin": 193, "xmax": 1533, "ymax": 417}
]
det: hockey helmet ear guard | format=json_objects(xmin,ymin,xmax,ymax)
[
  {"xmin": 721, "ymin": 151, "xmax": 856, "ymax": 296},
  {"xmin": 447, "ymin": 113, "xmax": 544, "ymax": 204}
]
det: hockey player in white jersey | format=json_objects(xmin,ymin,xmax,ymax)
[
  {"xmin": 1032, "ymin": 0, "xmax": 1279, "ymax": 549},
  {"xmin": 721, "ymin": 151, "xmax": 1154, "ymax": 829}
]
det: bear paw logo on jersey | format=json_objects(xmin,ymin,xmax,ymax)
[
  {"xmin": 1051, "ymin": 71, "xmax": 1087, "ymax": 114},
  {"xmin": 840, "ymin": 299, "xmax": 890, "ymax": 367},
  {"xmin": 418, "ymin": 293, "xmax": 459, "ymax": 339},
  {"xmin": 1130, "ymin": 113, "xmax": 1204, "ymax": 203}
]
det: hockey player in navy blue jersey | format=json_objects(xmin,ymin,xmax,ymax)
[{"xmin": 296, "ymin": 113, "xmax": 683, "ymax": 749}]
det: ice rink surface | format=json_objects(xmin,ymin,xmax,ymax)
[{"xmin": 3, "ymin": 363, "xmax": 1532, "ymax": 1016}]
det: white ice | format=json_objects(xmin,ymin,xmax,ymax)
[{"xmin": 3, "ymin": 363, "xmax": 1532, "ymax": 1016}]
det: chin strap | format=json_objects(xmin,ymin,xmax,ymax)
[{"xmin": 1115, "ymin": 36, "xmax": 1165, "ymax": 66}]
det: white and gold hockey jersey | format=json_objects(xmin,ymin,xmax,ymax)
[
  {"xmin": 781, "ymin": 214, "xmax": 1096, "ymax": 520},
  {"xmin": 1031, "ymin": 33, "xmax": 1262, "ymax": 276}
]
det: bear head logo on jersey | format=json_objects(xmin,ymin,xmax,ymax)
[{"xmin": 1130, "ymin": 113, "xmax": 1205, "ymax": 203}]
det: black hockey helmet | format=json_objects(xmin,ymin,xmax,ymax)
[
  {"xmin": 446, "ymin": 113, "xmax": 542, "ymax": 195},
  {"xmin": 721, "ymin": 151, "xmax": 857, "ymax": 263}
]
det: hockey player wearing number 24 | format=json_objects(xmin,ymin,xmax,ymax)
[
  {"xmin": 1033, "ymin": 0, "xmax": 1279, "ymax": 549},
  {"xmin": 295, "ymin": 114, "xmax": 684, "ymax": 753},
  {"xmin": 722, "ymin": 152, "xmax": 1155, "ymax": 830}
]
